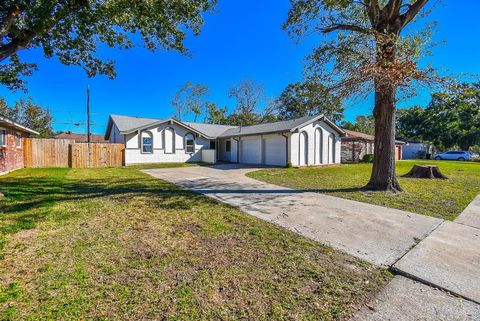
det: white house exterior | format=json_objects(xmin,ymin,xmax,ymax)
[{"xmin": 105, "ymin": 114, "xmax": 344, "ymax": 167}]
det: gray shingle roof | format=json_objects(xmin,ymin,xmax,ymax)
[
  {"xmin": 106, "ymin": 113, "xmax": 343, "ymax": 140},
  {"xmin": 109, "ymin": 114, "xmax": 162, "ymax": 133},
  {"xmin": 218, "ymin": 115, "xmax": 322, "ymax": 138},
  {"xmin": 182, "ymin": 122, "xmax": 237, "ymax": 138}
]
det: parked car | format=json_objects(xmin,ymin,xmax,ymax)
[{"xmin": 433, "ymin": 151, "xmax": 472, "ymax": 161}]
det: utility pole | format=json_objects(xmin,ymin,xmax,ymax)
[{"xmin": 86, "ymin": 85, "xmax": 91, "ymax": 144}]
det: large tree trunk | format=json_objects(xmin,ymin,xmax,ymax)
[{"xmin": 365, "ymin": 83, "xmax": 403, "ymax": 192}]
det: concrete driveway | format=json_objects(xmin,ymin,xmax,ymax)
[{"xmin": 143, "ymin": 164, "xmax": 442, "ymax": 266}]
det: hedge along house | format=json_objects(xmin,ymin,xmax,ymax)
[
  {"xmin": 105, "ymin": 114, "xmax": 344, "ymax": 167},
  {"xmin": 341, "ymin": 129, "xmax": 404, "ymax": 163},
  {"xmin": 0, "ymin": 114, "xmax": 39, "ymax": 174}
]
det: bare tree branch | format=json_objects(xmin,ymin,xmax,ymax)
[
  {"xmin": 385, "ymin": 0, "xmax": 403, "ymax": 21},
  {"xmin": 400, "ymin": 0, "xmax": 429, "ymax": 29},
  {"xmin": 320, "ymin": 24, "xmax": 370, "ymax": 34}
]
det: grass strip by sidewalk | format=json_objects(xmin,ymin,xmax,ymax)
[{"xmin": 247, "ymin": 160, "xmax": 480, "ymax": 220}]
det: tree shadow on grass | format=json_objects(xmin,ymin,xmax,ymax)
[{"xmin": 0, "ymin": 171, "xmax": 212, "ymax": 239}]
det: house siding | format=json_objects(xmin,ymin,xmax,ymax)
[
  {"xmin": 120, "ymin": 123, "xmax": 211, "ymax": 165},
  {"xmin": 0, "ymin": 128, "xmax": 26, "ymax": 173},
  {"xmin": 291, "ymin": 120, "xmax": 341, "ymax": 167}
]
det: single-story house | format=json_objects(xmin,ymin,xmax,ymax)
[
  {"xmin": 341, "ymin": 129, "xmax": 404, "ymax": 163},
  {"xmin": 53, "ymin": 131, "xmax": 107, "ymax": 143},
  {"xmin": 105, "ymin": 114, "xmax": 344, "ymax": 167},
  {"xmin": 0, "ymin": 114, "xmax": 39, "ymax": 174}
]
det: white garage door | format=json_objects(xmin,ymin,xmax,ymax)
[
  {"xmin": 264, "ymin": 136, "xmax": 286, "ymax": 166},
  {"xmin": 240, "ymin": 138, "xmax": 262, "ymax": 164}
]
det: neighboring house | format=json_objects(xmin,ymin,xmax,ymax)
[
  {"xmin": 402, "ymin": 141, "xmax": 433, "ymax": 159},
  {"xmin": 341, "ymin": 129, "xmax": 404, "ymax": 163},
  {"xmin": 0, "ymin": 114, "xmax": 39, "ymax": 173},
  {"xmin": 53, "ymin": 131, "xmax": 107, "ymax": 143},
  {"xmin": 105, "ymin": 114, "xmax": 344, "ymax": 167}
]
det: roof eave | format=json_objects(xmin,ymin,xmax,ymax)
[
  {"xmin": 0, "ymin": 116, "xmax": 39, "ymax": 135},
  {"xmin": 219, "ymin": 129, "xmax": 291, "ymax": 139}
]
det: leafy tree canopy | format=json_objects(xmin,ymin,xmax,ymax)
[
  {"xmin": 0, "ymin": 0, "xmax": 217, "ymax": 90},
  {"xmin": 172, "ymin": 81, "xmax": 209, "ymax": 122},
  {"xmin": 276, "ymin": 80, "xmax": 344, "ymax": 122},
  {"xmin": 283, "ymin": 0, "xmax": 443, "ymax": 191},
  {"xmin": 422, "ymin": 83, "xmax": 480, "ymax": 151},
  {"xmin": 396, "ymin": 106, "xmax": 426, "ymax": 140},
  {"xmin": 205, "ymin": 102, "xmax": 228, "ymax": 125},
  {"xmin": 0, "ymin": 97, "xmax": 53, "ymax": 137},
  {"xmin": 397, "ymin": 83, "xmax": 480, "ymax": 151},
  {"xmin": 283, "ymin": 0, "xmax": 439, "ymax": 100},
  {"xmin": 341, "ymin": 115, "xmax": 375, "ymax": 135}
]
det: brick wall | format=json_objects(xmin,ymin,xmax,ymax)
[
  {"xmin": 341, "ymin": 140, "xmax": 370, "ymax": 163},
  {"xmin": 0, "ymin": 128, "xmax": 27, "ymax": 173},
  {"xmin": 341, "ymin": 139, "xmax": 403, "ymax": 163}
]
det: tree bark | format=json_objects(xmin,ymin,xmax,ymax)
[{"xmin": 365, "ymin": 83, "xmax": 403, "ymax": 192}]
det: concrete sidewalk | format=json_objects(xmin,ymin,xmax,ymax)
[
  {"xmin": 455, "ymin": 194, "xmax": 480, "ymax": 229},
  {"xmin": 353, "ymin": 276, "xmax": 480, "ymax": 320}
]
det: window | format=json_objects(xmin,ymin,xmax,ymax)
[
  {"xmin": 185, "ymin": 134, "xmax": 195, "ymax": 153},
  {"xmin": 226, "ymin": 140, "xmax": 231, "ymax": 152},
  {"xmin": 141, "ymin": 131, "xmax": 153, "ymax": 153},
  {"xmin": 15, "ymin": 133, "xmax": 21, "ymax": 148},
  {"xmin": 210, "ymin": 141, "xmax": 216, "ymax": 150},
  {"xmin": 0, "ymin": 128, "xmax": 5, "ymax": 147}
]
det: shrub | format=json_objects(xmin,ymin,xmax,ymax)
[
  {"xmin": 362, "ymin": 154, "xmax": 374, "ymax": 163},
  {"xmin": 286, "ymin": 161, "xmax": 293, "ymax": 168}
]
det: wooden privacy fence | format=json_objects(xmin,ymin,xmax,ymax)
[{"xmin": 24, "ymin": 138, "xmax": 124, "ymax": 168}]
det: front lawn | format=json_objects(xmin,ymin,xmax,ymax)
[
  {"xmin": 0, "ymin": 168, "xmax": 389, "ymax": 320},
  {"xmin": 247, "ymin": 160, "xmax": 480, "ymax": 221}
]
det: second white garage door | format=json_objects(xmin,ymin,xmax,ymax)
[
  {"xmin": 264, "ymin": 136, "xmax": 286, "ymax": 166},
  {"xmin": 240, "ymin": 138, "xmax": 262, "ymax": 164}
]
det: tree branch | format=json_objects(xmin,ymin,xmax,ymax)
[
  {"xmin": 400, "ymin": 0, "xmax": 429, "ymax": 29},
  {"xmin": 0, "ymin": 4, "xmax": 23, "ymax": 38},
  {"xmin": 0, "ymin": 30, "xmax": 36, "ymax": 62},
  {"xmin": 367, "ymin": 0, "xmax": 380, "ymax": 27},
  {"xmin": 320, "ymin": 24, "xmax": 370, "ymax": 34},
  {"xmin": 385, "ymin": 0, "xmax": 402, "ymax": 21}
]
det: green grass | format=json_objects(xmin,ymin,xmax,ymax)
[
  {"xmin": 247, "ymin": 160, "xmax": 480, "ymax": 221},
  {"xmin": 0, "ymin": 167, "xmax": 390, "ymax": 320}
]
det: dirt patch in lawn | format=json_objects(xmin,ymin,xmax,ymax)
[{"xmin": 0, "ymin": 168, "xmax": 390, "ymax": 320}]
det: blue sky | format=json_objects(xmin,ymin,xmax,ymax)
[{"xmin": 0, "ymin": 0, "xmax": 479, "ymax": 134}]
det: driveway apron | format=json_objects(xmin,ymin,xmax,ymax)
[{"xmin": 143, "ymin": 164, "xmax": 442, "ymax": 266}]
